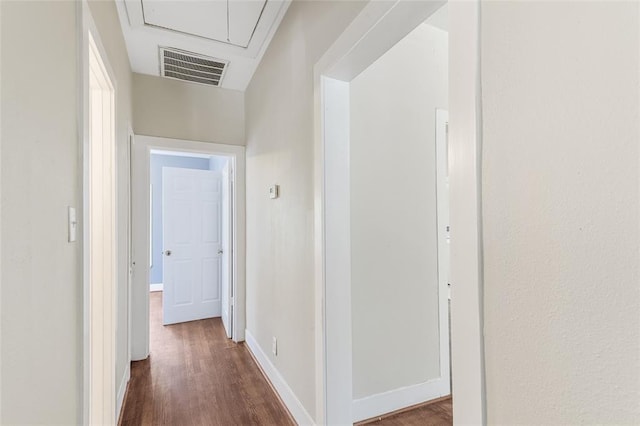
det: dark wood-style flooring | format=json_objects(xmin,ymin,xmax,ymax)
[
  {"xmin": 120, "ymin": 292, "xmax": 452, "ymax": 426},
  {"xmin": 119, "ymin": 292, "xmax": 294, "ymax": 426},
  {"xmin": 357, "ymin": 397, "xmax": 452, "ymax": 426}
]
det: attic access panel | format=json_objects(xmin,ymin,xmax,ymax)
[{"xmin": 141, "ymin": 0, "xmax": 267, "ymax": 48}]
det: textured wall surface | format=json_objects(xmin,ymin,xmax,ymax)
[
  {"xmin": 133, "ymin": 73, "xmax": 245, "ymax": 146},
  {"xmin": 481, "ymin": 1, "xmax": 640, "ymax": 423},
  {"xmin": 1, "ymin": 1, "xmax": 80, "ymax": 423},
  {"xmin": 1, "ymin": 1, "xmax": 133, "ymax": 422},
  {"xmin": 244, "ymin": 1, "xmax": 366, "ymax": 419}
]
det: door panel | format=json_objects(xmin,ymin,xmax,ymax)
[
  {"xmin": 163, "ymin": 167, "xmax": 222, "ymax": 325},
  {"xmin": 202, "ymin": 258, "xmax": 220, "ymax": 302}
]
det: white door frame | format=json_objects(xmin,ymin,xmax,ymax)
[
  {"xmin": 313, "ymin": 1, "xmax": 485, "ymax": 424},
  {"xmin": 131, "ymin": 135, "xmax": 246, "ymax": 360},
  {"xmin": 79, "ymin": 1, "xmax": 119, "ymax": 424},
  {"xmin": 127, "ymin": 128, "xmax": 134, "ymax": 365}
]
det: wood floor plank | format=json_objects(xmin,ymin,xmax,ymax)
[
  {"xmin": 121, "ymin": 292, "xmax": 452, "ymax": 426},
  {"xmin": 120, "ymin": 293, "xmax": 295, "ymax": 426},
  {"xmin": 357, "ymin": 397, "xmax": 453, "ymax": 426}
]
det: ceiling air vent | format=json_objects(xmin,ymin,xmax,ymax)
[{"xmin": 159, "ymin": 47, "xmax": 228, "ymax": 87}]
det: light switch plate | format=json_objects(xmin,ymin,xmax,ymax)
[
  {"xmin": 68, "ymin": 207, "xmax": 78, "ymax": 242},
  {"xmin": 269, "ymin": 185, "xmax": 279, "ymax": 199}
]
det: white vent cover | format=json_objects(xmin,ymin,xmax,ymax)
[{"xmin": 159, "ymin": 47, "xmax": 228, "ymax": 87}]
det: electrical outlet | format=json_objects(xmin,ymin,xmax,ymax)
[{"xmin": 272, "ymin": 336, "xmax": 278, "ymax": 356}]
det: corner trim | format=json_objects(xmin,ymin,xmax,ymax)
[
  {"xmin": 244, "ymin": 330, "xmax": 315, "ymax": 425},
  {"xmin": 352, "ymin": 378, "xmax": 450, "ymax": 423}
]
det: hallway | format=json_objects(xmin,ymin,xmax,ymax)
[{"xmin": 119, "ymin": 293, "xmax": 294, "ymax": 425}]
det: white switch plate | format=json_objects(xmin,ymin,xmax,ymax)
[
  {"xmin": 68, "ymin": 206, "xmax": 77, "ymax": 242},
  {"xmin": 269, "ymin": 185, "xmax": 279, "ymax": 199},
  {"xmin": 272, "ymin": 336, "xmax": 278, "ymax": 356}
]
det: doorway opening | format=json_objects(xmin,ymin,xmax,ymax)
[
  {"xmin": 315, "ymin": 0, "xmax": 483, "ymax": 424},
  {"xmin": 130, "ymin": 136, "xmax": 246, "ymax": 362},
  {"xmin": 149, "ymin": 150, "xmax": 233, "ymax": 333}
]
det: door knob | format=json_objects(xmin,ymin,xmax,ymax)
[
  {"xmin": 217, "ymin": 249, "xmax": 224, "ymax": 255},
  {"xmin": 165, "ymin": 250, "xmax": 172, "ymax": 256}
]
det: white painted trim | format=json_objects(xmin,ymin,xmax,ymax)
[
  {"xmin": 352, "ymin": 378, "xmax": 450, "ymax": 423},
  {"xmin": 319, "ymin": 76, "xmax": 353, "ymax": 425},
  {"xmin": 80, "ymin": 2, "xmax": 119, "ymax": 423},
  {"xmin": 314, "ymin": 1, "xmax": 484, "ymax": 424},
  {"xmin": 121, "ymin": 0, "xmax": 288, "ymax": 57},
  {"xmin": 127, "ymin": 127, "xmax": 134, "ymax": 376},
  {"xmin": 448, "ymin": 1, "xmax": 486, "ymax": 423},
  {"xmin": 116, "ymin": 362, "xmax": 131, "ymax": 422},
  {"xmin": 317, "ymin": 1, "xmax": 446, "ymax": 83},
  {"xmin": 149, "ymin": 283, "xmax": 164, "ymax": 292},
  {"xmin": 131, "ymin": 135, "xmax": 246, "ymax": 361},
  {"xmin": 88, "ymin": 33, "xmax": 118, "ymax": 426},
  {"xmin": 245, "ymin": 330, "xmax": 315, "ymax": 426}
]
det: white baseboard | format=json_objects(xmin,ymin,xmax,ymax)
[
  {"xmin": 352, "ymin": 377, "xmax": 450, "ymax": 423},
  {"xmin": 150, "ymin": 283, "xmax": 163, "ymax": 292},
  {"xmin": 116, "ymin": 362, "xmax": 131, "ymax": 421},
  {"xmin": 245, "ymin": 330, "xmax": 315, "ymax": 425}
]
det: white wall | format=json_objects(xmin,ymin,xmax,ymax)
[
  {"xmin": 133, "ymin": 73, "xmax": 245, "ymax": 146},
  {"xmin": 244, "ymin": 1, "xmax": 366, "ymax": 420},
  {"xmin": 349, "ymin": 23, "xmax": 448, "ymax": 399},
  {"xmin": 481, "ymin": 1, "xmax": 640, "ymax": 423},
  {"xmin": 1, "ymin": 1, "xmax": 80, "ymax": 422},
  {"xmin": 0, "ymin": 1, "xmax": 132, "ymax": 423}
]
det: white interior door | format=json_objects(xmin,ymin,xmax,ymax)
[
  {"xmin": 220, "ymin": 161, "xmax": 233, "ymax": 338},
  {"xmin": 436, "ymin": 108, "xmax": 451, "ymax": 391},
  {"xmin": 163, "ymin": 167, "xmax": 222, "ymax": 325},
  {"xmin": 436, "ymin": 109, "xmax": 450, "ymax": 299}
]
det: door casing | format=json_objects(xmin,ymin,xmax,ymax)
[
  {"xmin": 80, "ymin": 3, "xmax": 118, "ymax": 423},
  {"xmin": 313, "ymin": 1, "xmax": 485, "ymax": 424},
  {"xmin": 130, "ymin": 135, "xmax": 246, "ymax": 360}
]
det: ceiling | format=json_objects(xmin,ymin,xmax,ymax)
[{"xmin": 115, "ymin": 0, "xmax": 291, "ymax": 91}]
